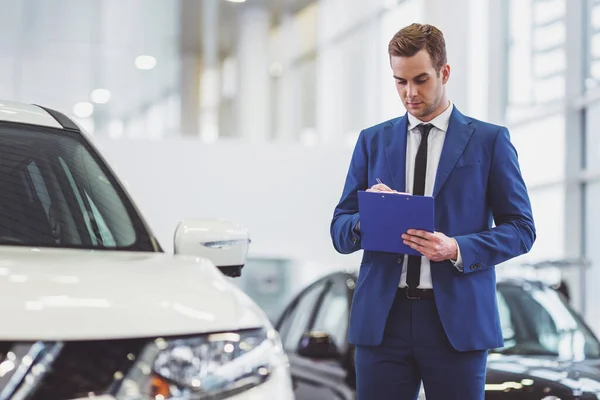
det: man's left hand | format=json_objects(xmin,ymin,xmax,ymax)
[{"xmin": 402, "ymin": 230, "xmax": 458, "ymax": 262}]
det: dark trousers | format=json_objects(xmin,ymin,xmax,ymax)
[{"xmin": 355, "ymin": 290, "xmax": 487, "ymax": 400}]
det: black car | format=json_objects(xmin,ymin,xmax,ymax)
[{"xmin": 275, "ymin": 271, "xmax": 600, "ymax": 400}]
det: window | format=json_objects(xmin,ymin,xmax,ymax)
[
  {"xmin": 587, "ymin": 0, "xmax": 600, "ymax": 90},
  {"xmin": 493, "ymin": 284, "xmax": 600, "ymax": 360},
  {"xmin": 311, "ymin": 280, "xmax": 350, "ymax": 350},
  {"xmin": 278, "ymin": 281, "xmax": 327, "ymax": 352},
  {"xmin": 0, "ymin": 123, "xmax": 154, "ymax": 251},
  {"xmin": 27, "ymin": 162, "xmax": 52, "ymax": 216},
  {"xmin": 497, "ymin": 291, "xmax": 516, "ymax": 346},
  {"xmin": 58, "ymin": 158, "xmax": 117, "ymax": 247},
  {"xmin": 507, "ymin": 0, "xmax": 566, "ymax": 111}
]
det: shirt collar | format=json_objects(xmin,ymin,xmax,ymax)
[{"xmin": 407, "ymin": 101, "xmax": 454, "ymax": 132}]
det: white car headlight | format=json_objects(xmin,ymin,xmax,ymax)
[{"xmin": 114, "ymin": 328, "xmax": 285, "ymax": 399}]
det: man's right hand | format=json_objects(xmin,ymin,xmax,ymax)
[{"xmin": 366, "ymin": 183, "xmax": 406, "ymax": 194}]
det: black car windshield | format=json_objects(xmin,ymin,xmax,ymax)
[
  {"xmin": 0, "ymin": 122, "xmax": 157, "ymax": 251},
  {"xmin": 494, "ymin": 282, "xmax": 600, "ymax": 360}
]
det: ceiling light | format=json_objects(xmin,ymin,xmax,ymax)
[
  {"xmin": 135, "ymin": 55, "xmax": 157, "ymax": 70},
  {"xmin": 91, "ymin": 89, "xmax": 111, "ymax": 104},
  {"xmin": 226, "ymin": 0, "xmax": 246, "ymax": 2},
  {"xmin": 73, "ymin": 102, "xmax": 94, "ymax": 118}
]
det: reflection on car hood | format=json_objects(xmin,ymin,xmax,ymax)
[
  {"xmin": 486, "ymin": 353, "xmax": 600, "ymax": 398},
  {"xmin": 0, "ymin": 246, "xmax": 268, "ymax": 341}
]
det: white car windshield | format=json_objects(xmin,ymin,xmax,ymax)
[{"xmin": 0, "ymin": 122, "xmax": 158, "ymax": 251}]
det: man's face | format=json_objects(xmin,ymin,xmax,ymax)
[{"xmin": 390, "ymin": 49, "xmax": 450, "ymax": 121}]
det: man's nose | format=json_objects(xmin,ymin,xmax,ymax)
[{"xmin": 406, "ymin": 83, "xmax": 418, "ymax": 97}]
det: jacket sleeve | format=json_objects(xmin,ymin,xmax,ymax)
[
  {"xmin": 330, "ymin": 130, "xmax": 369, "ymax": 254},
  {"xmin": 454, "ymin": 127, "xmax": 536, "ymax": 274}
]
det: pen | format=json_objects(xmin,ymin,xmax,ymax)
[{"xmin": 376, "ymin": 178, "xmax": 383, "ymax": 185}]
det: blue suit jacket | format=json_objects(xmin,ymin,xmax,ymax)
[{"xmin": 330, "ymin": 107, "xmax": 536, "ymax": 352}]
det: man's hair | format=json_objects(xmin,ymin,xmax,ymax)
[{"xmin": 388, "ymin": 23, "xmax": 447, "ymax": 73}]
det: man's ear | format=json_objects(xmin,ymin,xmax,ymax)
[{"xmin": 441, "ymin": 64, "xmax": 451, "ymax": 84}]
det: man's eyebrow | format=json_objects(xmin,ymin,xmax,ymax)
[{"xmin": 393, "ymin": 73, "xmax": 429, "ymax": 80}]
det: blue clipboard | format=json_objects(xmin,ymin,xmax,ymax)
[{"xmin": 357, "ymin": 190, "xmax": 435, "ymax": 256}]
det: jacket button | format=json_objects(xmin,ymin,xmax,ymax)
[
  {"xmin": 397, "ymin": 257, "xmax": 403, "ymax": 264},
  {"xmin": 352, "ymin": 237, "xmax": 357, "ymax": 244},
  {"xmin": 470, "ymin": 264, "xmax": 476, "ymax": 271}
]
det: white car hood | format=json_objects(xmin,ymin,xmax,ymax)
[{"xmin": 0, "ymin": 247, "xmax": 269, "ymax": 341}]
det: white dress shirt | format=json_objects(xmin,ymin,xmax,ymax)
[{"xmin": 398, "ymin": 101, "xmax": 463, "ymax": 289}]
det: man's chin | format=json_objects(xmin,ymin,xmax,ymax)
[
  {"xmin": 406, "ymin": 107, "xmax": 426, "ymax": 118},
  {"xmin": 406, "ymin": 105, "xmax": 435, "ymax": 119}
]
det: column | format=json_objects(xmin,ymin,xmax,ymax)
[
  {"xmin": 275, "ymin": 11, "xmax": 301, "ymax": 142},
  {"xmin": 179, "ymin": 0, "xmax": 202, "ymax": 136},
  {"xmin": 315, "ymin": 0, "xmax": 346, "ymax": 145},
  {"xmin": 199, "ymin": 0, "xmax": 220, "ymax": 142},
  {"xmin": 236, "ymin": 1, "xmax": 271, "ymax": 141}
]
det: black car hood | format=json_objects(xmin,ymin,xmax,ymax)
[{"xmin": 486, "ymin": 354, "xmax": 600, "ymax": 399}]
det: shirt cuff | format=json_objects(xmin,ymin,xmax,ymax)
[{"xmin": 450, "ymin": 238, "xmax": 463, "ymax": 272}]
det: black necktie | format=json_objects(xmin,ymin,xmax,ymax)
[{"xmin": 406, "ymin": 123, "xmax": 433, "ymax": 289}]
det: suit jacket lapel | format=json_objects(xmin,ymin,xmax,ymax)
[
  {"xmin": 433, "ymin": 108, "xmax": 474, "ymax": 197},
  {"xmin": 383, "ymin": 115, "xmax": 408, "ymax": 192}
]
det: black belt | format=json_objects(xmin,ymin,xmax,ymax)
[{"xmin": 399, "ymin": 287, "xmax": 434, "ymax": 300}]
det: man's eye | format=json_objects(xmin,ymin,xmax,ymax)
[{"xmin": 416, "ymin": 79, "xmax": 427, "ymax": 84}]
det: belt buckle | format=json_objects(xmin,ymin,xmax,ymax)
[{"xmin": 405, "ymin": 287, "xmax": 421, "ymax": 300}]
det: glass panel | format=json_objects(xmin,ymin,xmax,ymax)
[
  {"xmin": 508, "ymin": 114, "xmax": 565, "ymax": 184},
  {"xmin": 588, "ymin": 0, "xmax": 600, "ymax": 90},
  {"xmin": 525, "ymin": 185, "xmax": 566, "ymax": 262},
  {"xmin": 533, "ymin": 22, "xmax": 566, "ymax": 50},
  {"xmin": 533, "ymin": 0, "xmax": 565, "ymax": 23},
  {"xmin": 507, "ymin": 0, "xmax": 566, "ymax": 110}
]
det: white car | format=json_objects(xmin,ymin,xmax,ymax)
[{"xmin": 0, "ymin": 100, "xmax": 294, "ymax": 400}]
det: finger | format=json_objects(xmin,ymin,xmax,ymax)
[
  {"xmin": 407, "ymin": 229, "xmax": 436, "ymax": 240},
  {"xmin": 404, "ymin": 240, "xmax": 428, "ymax": 256},
  {"xmin": 402, "ymin": 234, "xmax": 429, "ymax": 247},
  {"xmin": 403, "ymin": 235, "xmax": 432, "ymax": 250},
  {"xmin": 404, "ymin": 235, "xmax": 442, "ymax": 255}
]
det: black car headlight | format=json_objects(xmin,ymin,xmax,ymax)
[{"xmin": 115, "ymin": 328, "xmax": 284, "ymax": 400}]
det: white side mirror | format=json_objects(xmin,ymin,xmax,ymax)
[{"xmin": 174, "ymin": 219, "xmax": 251, "ymax": 277}]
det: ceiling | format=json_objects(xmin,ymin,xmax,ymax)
[
  {"xmin": 0, "ymin": 0, "xmax": 314, "ymax": 134},
  {"xmin": 181, "ymin": 0, "xmax": 316, "ymax": 60},
  {"xmin": 0, "ymin": 0, "xmax": 181, "ymax": 126}
]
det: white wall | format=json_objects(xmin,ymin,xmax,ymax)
[{"xmin": 95, "ymin": 137, "xmax": 363, "ymax": 272}]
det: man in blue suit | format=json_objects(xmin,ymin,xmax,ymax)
[{"xmin": 330, "ymin": 23, "xmax": 535, "ymax": 399}]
